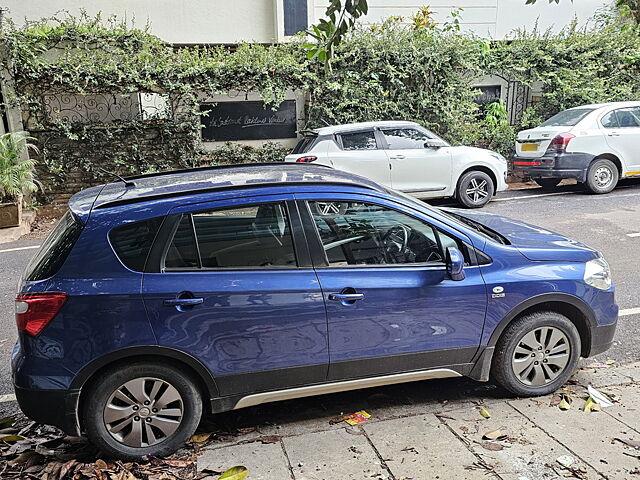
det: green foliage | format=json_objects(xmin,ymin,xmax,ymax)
[
  {"xmin": 306, "ymin": 19, "xmax": 486, "ymax": 143},
  {"xmin": 203, "ymin": 142, "xmax": 292, "ymax": 165},
  {"xmin": 303, "ymin": 0, "xmax": 369, "ymax": 68},
  {"xmin": 0, "ymin": 132, "xmax": 40, "ymax": 203}
]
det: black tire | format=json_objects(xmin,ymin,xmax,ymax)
[
  {"xmin": 83, "ymin": 362, "xmax": 203, "ymax": 460},
  {"xmin": 456, "ymin": 170, "xmax": 495, "ymax": 208},
  {"xmin": 491, "ymin": 311, "xmax": 581, "ymax": 397},
  {"xmin": 585, "ymin": 158, "xmax": 619, "ymax": 194},
  {"xmin": 534, "ymin": 178, "xmax": 562, "ymax": 190}
]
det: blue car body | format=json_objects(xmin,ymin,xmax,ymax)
[{"xmin": 12, "ymin": 164, "xmax": 617, "ymax": 435}]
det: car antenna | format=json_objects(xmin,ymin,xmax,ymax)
[{"xmin": 99, "ymin": 168, "xmax": 136, "ymax": 188}]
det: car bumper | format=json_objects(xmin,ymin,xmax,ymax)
[
  {"xmin": 13, "ymin": 385, "xmax": 81, "ymax": 435},
  {"xmin": 587, "ymin": 318, "xmax": 617, "ymax": 357},
  {"xmin": 512, "ymin": 152, "xmax": 595, "ymax": 182}
]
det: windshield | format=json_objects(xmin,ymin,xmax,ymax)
[{"xmin": 540, "ymin": 108, "xmax": 595, "ymax": 127}]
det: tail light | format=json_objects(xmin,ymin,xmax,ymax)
[
  {"xmin": 296, "ymin": 156, "xmax": 317, "ymax": 163},
  {"xmin": 15, "ymin": 292, "xmax": 67, "ymax": 336},
  {"xmin": 547, "ymin": 133, "xmax": 575, "ymax": 153}
]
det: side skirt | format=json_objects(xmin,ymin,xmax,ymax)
[{"xmin": 210, "ymin": 366, "xmax": 470, "ymax": 413}]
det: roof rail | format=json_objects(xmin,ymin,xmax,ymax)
[
  {"xmin": 95, "ymin": 180, "xmax": 379, "ymax": 210},
  {"xmin": 124, "ymin": 162, "xmax": 331, "ymax": 181}
]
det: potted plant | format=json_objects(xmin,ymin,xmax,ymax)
[{"xmin": 0, "ymin": 132, "xmax": 40, "ymax": 228}]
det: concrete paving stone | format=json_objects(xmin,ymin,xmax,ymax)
[
  {"xmin": 443, "ymin": 400, "xmax": 601, "ymax": 479},
  {"xmin": 282, "ymin": 427, "xmax": 388, "ymax": 480},
  {"xmin": 571, "ymin": 363, "xmax": 639, "ymax": 388},
  {"xmin": 364, "ymin": 414, "xmax": 499, "ymax": 480},
  {"xmin": 599, "ymin": 382, "xmax": 640, "ymax": 433},
  {"xmin": 197, "ymin": 441, "xmax": 292, "ymax": 480},
  {"xmin": 509, "ymin": 396, "xmax": 640, "ymax": 479}
]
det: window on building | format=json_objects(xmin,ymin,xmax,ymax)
[{"xmin": 284, "ymin": 0, "xmax": 308, "ymax": 36}]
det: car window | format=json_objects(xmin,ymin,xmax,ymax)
[
  {"xmin": 164, "ymin": 202, "xmax": 297, "ymax": 270},
  {"xmin": 381, "ymin": 128, "xmax": 433, "ymax": 149},
  {"xmin": 24, "ymin": 210, "xmax": 84, "ymax": 281},
  {"xmin": 339, "ymin": 131, "xmax": 377, "ymax": 150},
  {"xmin": 614, "ymin": 107, "xmax": 640, "ymax": 128},
  {"xmin": 601, "ymin": 111, "xmax": 619, "ymax": 128},
  {"xmin": 292, "ymin": 135, "xmax": 317, "ymax": 154},
  {"xmin": 540, "ymin": 108, "xmax": 595, "ymax": 127},
  {"xmin": 309, "ymin": 201, "xmax": 461, "ymax": 266},
  {"xmin": 110, "ymin": 217, "xmax": 164, "ymax": 271}
]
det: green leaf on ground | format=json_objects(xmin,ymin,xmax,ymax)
[
  {"xmin": 558, "ymin": 396, "xmax": 571, "ymax": 410},
  {"xmin": 479, "ymin": 407, "xmax": 491, "ymax": 419},
  {"xmin": 0, "ymin": 435, "xmax": 25, "ymax": 443},
  {"xmin": 219, "ymin": 466, "xmax": 249, "ymax": 480}
]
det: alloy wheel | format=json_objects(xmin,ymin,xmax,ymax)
[
  {"xmin": 103, "ymin": 377, "xmax": 184, "ymax": 448},
  {"xmin": 465, "ymin": 177, "xmax": 489, "ymax": 204},
  {"xmin": 511, "ymin": 326, "xmax": 571, "ymax": 386}
]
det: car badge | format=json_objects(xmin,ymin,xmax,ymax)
[{"xmin": 492, "ymin": 286, "xmax": 505, "ymax": 298}]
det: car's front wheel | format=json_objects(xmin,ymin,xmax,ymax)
[
  {"xmin": 456, "ymin": 170, "xmax": 494, "ymax": 208},
  {"xmin": 83, "ymin": 362, "xmax": 203, "ymax": 460},
  {"xmin": 585, "ymin": 158, "xmax": 618, "ymax": 194},
  {"xmin": 491, "ymin": 311, "xmax": 581, "ymax": 396}
]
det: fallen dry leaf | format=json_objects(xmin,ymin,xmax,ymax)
[
  {"xmin": 189, "ymin": 433, "xmax": 212, "ymax": 444},
  {"xmin": 482, "ymin": 429, "xmax": 503, "ymax": 440},
  {"xmin": 559, "ymin": 396, "xmax": 571, "ymax": 411},
  {"xmin": 480, "ymin": 441, "xmax": 504, "ymax": 451}
]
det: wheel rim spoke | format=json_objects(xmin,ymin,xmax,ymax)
[
  {"xmin": 104, "ymin": 376, "xmax": 184, "ymax": 448},
  {"xmin": 511, "ymin": 326, "xmax": 571, "ymax": 386}
]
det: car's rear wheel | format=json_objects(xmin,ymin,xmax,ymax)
[
  {"xmin": 534, "ymin": 178, "xmax": 562, "ymax": 190},
  {"xmin": 491, "ymin": 311, "xmax": 580, "ymax": 396},
  {"xmin": 456, "ymin": 171, "xmax": 494, "ymax": 208},
  {"xmin": 585, "ymin": 158, "xmax": 618, "ymax": 194},
  {"xmin": 83, "ymin": 362, "xmax": 202, "ymax": 460}
]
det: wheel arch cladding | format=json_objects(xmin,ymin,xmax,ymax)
[
  {"xmin": 72, "ymin": 347, "xmax": 219, "ymax": 429},
  {"xmin": 486, "ymin": 295, "xmax": 594, "ymax": 358},
  {"xmin": 593, "ymin": 153, "xmax": 622, "ymax": 175},
  {"xmin": 459, "ymin": 166, "xmax": 497, "ymax": 194}
]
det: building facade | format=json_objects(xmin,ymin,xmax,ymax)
[{"xmin": 4, "ymin": 0, "xmax": 611, "ymax": 44}]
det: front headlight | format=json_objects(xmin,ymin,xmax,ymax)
[{"xmin": 584, "ymin": 257, "xmax": 612, "ymax": 290}]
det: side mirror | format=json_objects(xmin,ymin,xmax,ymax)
[
  {"xmin": 424, "ymin": 141, "xmax": 441, "ymax": 149},
  {"xmin": 446, "ymin": 247, "xmax": 465, "ymax": 281}
]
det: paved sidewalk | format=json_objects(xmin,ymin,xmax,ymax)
[{"xmin": 196, "ymin": 362, "xmax": 640, "ymax": 480}]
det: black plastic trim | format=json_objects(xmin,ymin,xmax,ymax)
[
  {"xmin": 69, "ymin": 346, "xmax": 220, "ymax": 398},
  {"xmin": 485, "ymin": 292, "xmax": 598, "ymax": 350},
  {"xmin": 215, "ymin": 364, "xmax": 328, "ymax": 396}
]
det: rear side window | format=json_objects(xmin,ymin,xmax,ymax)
[
  {"xmin": 110, "ymin": 217, "xmax": 164, "ymax": 271},
  {"xmin": 540, "ymin": 108, "xmax": 594, "ymax": 127},
  {"xmin": 602, "ymin": 107, "xmax": 640, "ymax": 128},
  {"xmin": 292, "ymin": 135, "xmax": 317, "ymax": 154},
  {"xmin": 25, "ymin": 210, "xmax": 83, "ymax": 281},
  {"xmin": 164, "ymin": 202, "xmax": 297, "ymax": 270},
  {"xmin": 339, "ymin": 131, "xmax": 377, "ymax": 151}
]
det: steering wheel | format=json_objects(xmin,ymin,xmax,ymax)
[{"xmin": 382, "ymin": 225, "xmax": 411, "ymax": 258}]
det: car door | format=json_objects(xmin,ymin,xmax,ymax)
[
  {"xmin": 297, "ymin": 193, "xmax": 487, "ymax": 381},
  {"xmin": 600, "ymin": 107, "xmax": 640, "ymax": 173},
  {"xmin": 380, "ymin": 127, "xmax": 453, "ymax": 195},
  {"xmin": 142, "ymin": 195, "xmax": 329, "ymax": 396},
  {"xmin": 328, "ymin": 129, "xmax": 392, "ymax": 186}
]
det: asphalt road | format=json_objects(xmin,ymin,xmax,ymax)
[{"xmin": 0, "ymin": 180, "xmax": 639, "ymax": 414}]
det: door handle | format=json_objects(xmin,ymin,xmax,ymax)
[
  {"xmin": 608, "ymin": 133, "xmax": 620, "ymax": 137},
  {"xmin": 328, "ymin": 293, "xmax": 364, "ymax": 302},
  {"xmin": 163, "ymin": 298, "xmax": 204, "ymax": 307},
  {"xmin": 390, "ymin": 155, "xmax": 406, "ymax": 159}
]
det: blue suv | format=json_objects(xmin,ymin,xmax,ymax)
[{"xmin": 13, "ymin": 163, "xmax": 617, "ymax": 459}]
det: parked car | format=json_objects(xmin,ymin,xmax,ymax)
[
  {"xmin": 284, "ymin": 121, "xmax": 508, "ymax": 208},
  {"xmin": 512, "ymin": 101, "xmax": 640, "ymax": 193},
  {"xmin": 14, "ymin": 163, "xmax": 617, "ymax": 460}
]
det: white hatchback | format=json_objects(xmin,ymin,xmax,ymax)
[
  {"xmin": 513, "ymin": 101, "xmax": 640, "ymax": 193},
  {"xmin": 284, "ymin": 121, "xmax": 508, "ymax": 208}
]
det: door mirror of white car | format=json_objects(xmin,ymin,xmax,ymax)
[
  {"xmin": 423, "ymin": 140, "xmax": 443, "ymax": 149},
  {"xmin": 446, "ymin": 247, "xmax": 465, "ymax": 281}
]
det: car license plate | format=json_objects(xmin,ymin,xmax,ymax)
[{"xmin": 521, "ymin": 143, "xmax": 538, "ymax": 152}]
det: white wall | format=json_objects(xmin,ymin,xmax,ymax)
[
  {"xmin": 2, "ymin": 0, "xmax": 278, "ymax": 44},
  {"xmin": 3, "ymin": 0, "xmax": 612, "ymax": 44}
]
